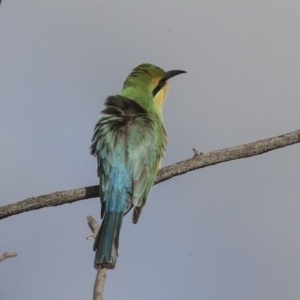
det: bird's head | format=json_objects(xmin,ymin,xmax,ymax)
[{"xmin": 121, "ymin": 63, "xmax": 186, "ymax": 110}]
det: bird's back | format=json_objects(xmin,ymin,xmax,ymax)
[{"xmin": 91, "ymin": 95, "xmax": 167, "ymax": 222}]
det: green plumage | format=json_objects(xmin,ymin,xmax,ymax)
[{"xmin": 91, "ymin": 63, "xmax": 186, "ymax": 269}]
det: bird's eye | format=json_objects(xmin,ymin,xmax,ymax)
[{"xmin": 152, "ymin": 78, "xmax": 166, "ymax": 96}]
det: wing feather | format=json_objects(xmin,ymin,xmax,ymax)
[{"xmin": 91, "ymin": 95, "xmax": 166, "ymax": 222}]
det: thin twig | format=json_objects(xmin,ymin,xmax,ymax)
[
  {"xmin": 87, "ymin": 215, "xmax": 106, "ymax": 300},
  {"xmin": 0, "ymin": 252, "xmax": 17, "ymax": 263},
  {"xmin": 1, "ymin": 129, "xmax": 300, "ymax": 220},
  {"xmin": 87, "ymin": 215, "xmax": 100, "ymax": 239},
  {"xmin": 93, "ymin": 268, "xmax": 106, "ymax": 300}
]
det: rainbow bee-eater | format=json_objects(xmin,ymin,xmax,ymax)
[{"xmin": 91, "ymin": 63, "xmax": 186, "ymax": 269}]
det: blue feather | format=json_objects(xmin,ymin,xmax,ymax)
[{"xmin": 91, "ymin": 95, "xmax": 166, "ymax": 269}]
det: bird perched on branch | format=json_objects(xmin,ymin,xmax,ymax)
[{"xmin": 91, "ymin": 63, "xmax": 186, "ymax": 269}]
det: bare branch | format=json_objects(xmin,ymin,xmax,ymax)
[
  {"xmin": 87, "ymin": 215, "xmax": 100, "ymax": 235},
  {"xmin": 0, "ymin": 252, "xmax": 17, "ymax": 263},
  {"xmin": 0, "ymin": 185, "xmax": 98, "ymax": 220},
  {"xmin": 93, "ymin": 269, "xmax": 106, "ymax": 300},
  {"xmin": 87, "ymin": 215, "xmax": 106, "ymax": 300},
  {"xmin": 1, "ymin": 129, "xmax": 299, "ymax": 220}
]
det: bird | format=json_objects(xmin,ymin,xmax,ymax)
[{"xmin": 90, "ymin": 63, "xmax": 186, "ymax": 269}]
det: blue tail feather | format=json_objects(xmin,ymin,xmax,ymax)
[{"xmin": 93, "ymin": 211, "xmax": 124, "ymax": 269}]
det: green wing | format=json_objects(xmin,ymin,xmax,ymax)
[
  {"xmin": 91, "ymin": 95, "xmax": 166, "ymax": 224},
  {"xmin": 127, "ymin": 113, "xmax": 165, "ymax": 223}
]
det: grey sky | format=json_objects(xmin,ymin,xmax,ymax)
[{"xmin": 1, "ymin": 1, "xmax": 300, "ymax": 299}]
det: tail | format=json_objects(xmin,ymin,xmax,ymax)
[{"xmin": 93, "ymin": 211, "xmax": 124, "ymax": 269}]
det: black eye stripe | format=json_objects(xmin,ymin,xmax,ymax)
[{"xmin": 152, "ymin": 78, "xmax": 166, "ymax": 96}]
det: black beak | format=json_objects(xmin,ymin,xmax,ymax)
[{"xmin": 165, "ymin": 70, "xmax": 187, "ymax": 80}]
